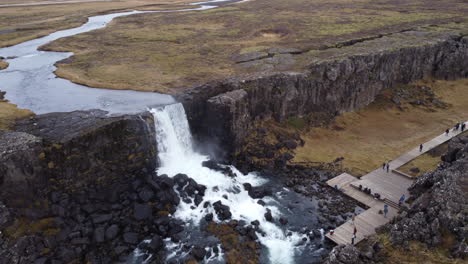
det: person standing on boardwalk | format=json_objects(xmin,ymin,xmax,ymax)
[
  {"xmin": 384, "ymin": 204, "xmax": 389, "ymax": 218},
  {"xmin": 382, "ymin": 162, "xmax": 386, "ymax": 170},
  {"xmin": 399, "ymin": 194, "xmax": 406, "ymax": 206},
  {"xmin": 351, "ymin": 234, "xmax": 356, "ymax": 245},
  {"xmin": 353, "ymin": 226, "xmax": 357, "ymax": 235},
  {"xmin": 446, "ymin": 129, "xmax": 450, "ymax": 136},
  {"xmin": 462, "ymin": 123, "xmax": 466, "ymax": 132},
  {"xmin": 455, "ymin": 123, "xmax": 460, "ymax": 131},
  {"xmin": 419, "ymin": 144, "xmax": 423, "ymax": 152},
  {"xmin": 386, "ymin": 162, "xmax": 390, "ymax": 173}
]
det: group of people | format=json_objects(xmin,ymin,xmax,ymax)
[
  {"xmin": 382, "ymin": 161, "xmax": 391, "ymax": 172},
  {"xmin": 446, "ymin": 122, "xmax": 466, "ymax": 135}
]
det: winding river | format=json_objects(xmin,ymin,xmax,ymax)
[{"xmin": 0, "ymin": 0, "xmax": 237, "ymax": 114}]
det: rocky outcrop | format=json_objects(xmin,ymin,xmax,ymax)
[
  {"xmin": 322, "ymin": 238, "xmax": 384, "ymax": 264},
  {"xmin": 180, "ymin": 29, "xmax": 468, "ymax": 159},
  {"xmin": 0, "ymin": 110, "xmax": 192, "ymax": 263},
  {"xmin": 0, "ymin": 110, "xmax": 158, "ymax": 207},
  {"xmin": 389, "ymin": 135, "xmax": 468, "ymax": 256}
]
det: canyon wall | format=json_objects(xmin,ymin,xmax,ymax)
[
  {"xmin": 180, "ymin": 29, "xmax": 468, "ymax": 160},
  {"xmin": 0, "ymin": 110, "xmax": 158, "ymax": 207}
]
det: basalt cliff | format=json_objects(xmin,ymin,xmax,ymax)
[{"xmin": 180, "ymin": 27, "xmax": 468, "ymax": 161}]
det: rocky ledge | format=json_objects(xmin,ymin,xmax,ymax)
[
  {"xmin": 322, "ymin": 134, "xmax": 468, "ymax": 263},
  {"xmin": 1, "ymin": 110, "xmax": 158, "ymax": 205},
  {"xmin": 0, "ymin": 110, "xmax": 174, "ymax": 263},
  {"xmin": 179, "ymin": 26, "xmax": 468, "ymax": 160}
]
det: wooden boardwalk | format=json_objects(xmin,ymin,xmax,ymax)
[{"xmin": 325, "ymin": 122, "xmax": 467, "ymax": 245}]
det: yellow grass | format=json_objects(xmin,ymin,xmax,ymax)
[
  {"xmin": 0, "ymin": 58, "xmax": 8, "ymax": 70},
  {"xmin": 294, "ymin": 79, "xmax": 468, "ymax": 174},
  {"xmin": 0, "ymin": 101, "xmax": 34, "ymax": 130}
]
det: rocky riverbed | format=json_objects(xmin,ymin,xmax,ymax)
[{"xmin": 0, "ymin": 108, "xmax": 361, "ymax": 264}]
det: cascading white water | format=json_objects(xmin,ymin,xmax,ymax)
[{"xmin": 150, "ymin": 103, "xmax": 306, "ymax": 264}]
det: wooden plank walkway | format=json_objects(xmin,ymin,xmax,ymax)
[{"xmin": 325, "ymin": 122, "xmax": 467, "ymax": 245}]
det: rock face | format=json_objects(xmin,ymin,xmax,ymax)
[
  {"xmin": 180, "ymin": 30, "xmax": 468, "ymax": 159},
  {"xmin": 389, "ymin": 135, "xmax": 468, "ymax": 255},
  {"xmin": 0, "ymin": 110, "xmax": 158, "ymax": 206},
  {"xmin": 0, "ymin": 110, "xmax": 170, "ymax": 263}
]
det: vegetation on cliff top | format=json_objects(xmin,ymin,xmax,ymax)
[{"xmin": 38, "ymin": 0, "xmax": 468, "ymax": 92}]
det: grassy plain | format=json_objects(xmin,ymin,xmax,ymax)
[
  {"xmin": 294, "ymin": 79, "xmax": 468, "ymax": 174},
  {"xmin": 0, "ymin": 0, "xmax": 198, "ymax": 47},
  {"xmin": 37, "ymin": 0, "xmax": 468, "ymax": 92}
]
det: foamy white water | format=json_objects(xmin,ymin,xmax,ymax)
[{"xmin": 151, "ymin": 103, "xmax": 306, "ymax": 264}]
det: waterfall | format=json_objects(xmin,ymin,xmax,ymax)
[{"xmin": 150, "ymin": 103, "xmax": 305, "ymax": 264}]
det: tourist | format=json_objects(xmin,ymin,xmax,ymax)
[
  {"xmin": 386, "ymin": 163, "xmax": 390, "ymax": 173},
  {"xmin": 382, "ymin": 162, "xmax": 386, "ymax": 170},
  {"xmin": 330, "ymin": 229, "xmax": 334, "ymax": 236},
  {"xmin": 419, "ymin": 144, "xmax": 423, "ymax": 152},
  {"xmin": 399, "ymin": 194, "xmax": 406, "ymax": 206},
  {"xmin": 462, "ymin": 123, "xmax": 466, "ymax": 132},
  {"xmin": 334, "ymin": 185, "xmax": 339, "ymax": 191},
  {"xmin": 353, "ymin": 226, "xmax": 357, "ymax": 235},
  {"xmin": 351, "ymin": 234, "xmax": 356, "ymax": 245},
  {"xmin": 384, "ymin": 204, "xmax": 389, "ymax": 218},
  {"xmin": 446, "ymin": 129, "xmax": 449, "ymax": 135},
  {"xmin": 455, "ymin": 123, "xmax": 460, "ymax": 130}
]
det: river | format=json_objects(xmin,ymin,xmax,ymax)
[{"xmin": 0, "ymin": 0, "xmax": 239, "ymax": 114}]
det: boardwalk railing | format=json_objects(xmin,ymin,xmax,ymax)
[{"xmin": 325, "ymin": 122, "xmax": 468, "ymax": 246}]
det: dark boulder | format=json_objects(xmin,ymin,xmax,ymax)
[
  {"xmin": 105, "ymin": 225, "xmax": 119, "ymax": 240},
  {"xmin": 191, "ymin": 246, "xmax": 207, "ymax": 261},
  {"xmin": 147, "ymin": 235, "xmax": 164, "ymax": 252},
  {"xmin": 93, "ymin": 227, "xmax": 105, "ymax": 243},
  {"xmin": 134, "ymin": 203, "xmax": 152, "ymax": 220},
  {"xmin": 205, "ymin": 213, "xmax": 214, "ymax": 222},
  {"xmin": 123, "ymin": 232, "xmax": 139, "ymax": 244},
  {"xmin": 138, "ymin": 187, "xmax": 154, "ymax": 202},
  {"xmin": 213, "ymin": 201, "xmax": 232, "ymax": 221},
  {"xmin": 248, "ymin": 186, "xmax": 272, "ymax": 199},
  {"xmin": 264, "ymin": 209, "xmax": 273, "ymax": 222}
]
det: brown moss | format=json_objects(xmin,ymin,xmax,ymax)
[
  {"xmin": 4, "ymin": 217, "xmax": 59, "ymax": 240},
  {"xmin": 206, "ymin": 222, "xmax": 259, "ymax": 264}
]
